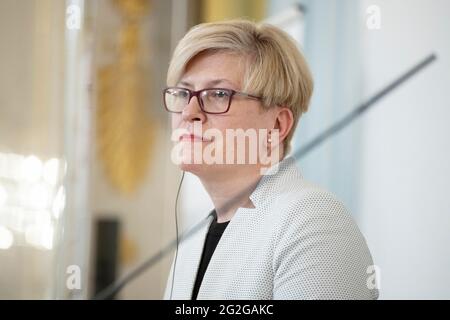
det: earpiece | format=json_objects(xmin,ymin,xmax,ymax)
[{"xmin": 170, "ymin": 170, "xmax": 185, "ymax": 299}]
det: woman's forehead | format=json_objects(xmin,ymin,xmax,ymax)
[{"xmin": 179, "ymin": 51, "xmax": 245, "ymax": 89}]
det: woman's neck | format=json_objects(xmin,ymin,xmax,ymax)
[{"xmin": 199, "ymin": 167, "xmax": 262, "ymax": 223}]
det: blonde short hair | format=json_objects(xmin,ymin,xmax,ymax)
[{"xmin": 167, "ymin": 19, "xmax": 314, "ymax": 152}]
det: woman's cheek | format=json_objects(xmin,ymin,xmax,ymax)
[{"xmin": 171, "ymin": 114, "xmax": 182, "ymax": 130}]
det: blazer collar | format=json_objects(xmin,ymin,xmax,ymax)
[{"xmin": 249, "ymin": 156, "xmax": 301, "ymax": 208}]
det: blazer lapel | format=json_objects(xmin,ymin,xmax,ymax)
[{"xmin": 197, "ymin": 206, "xmax": 259, "ymax": 299}]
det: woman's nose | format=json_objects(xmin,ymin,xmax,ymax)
[{"xmin": 182, "ymin": 95, "xmax": 207, "ymax": 123}]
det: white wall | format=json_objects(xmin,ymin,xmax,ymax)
[
  {"xmin": 0, "ymin": 0, "xmax": 66, "ymax": 299},
  {"xmin": 358, "ymin": 0, "xmax": 450, "ymax": 299}
]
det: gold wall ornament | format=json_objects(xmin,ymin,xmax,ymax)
[
  {"xmin": 97, "ymin": 0, "xmax": 155, "ymax": 194},
  {"xmin": 201, "ymin": 0, "xmax": 267, "ymax": 22}
]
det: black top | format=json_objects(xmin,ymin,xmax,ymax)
[{"xmin": 191, "ymin": 211, "xmax": 230, "ymax": 300}]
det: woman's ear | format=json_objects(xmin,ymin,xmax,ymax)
[{"xmin": 271, "ymin": 107, "xmax": 294, "ymax": 147}]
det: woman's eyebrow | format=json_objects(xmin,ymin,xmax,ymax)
[
  {"xmin": 177, "ymin": 79, "xmax": 237, "ymax": 89},
  {"xmin": 206, "ymin": 79, "xmax": 237, "ymax": 88},
  {"xmin": 177, "ymin": 80, "xmax": 193, "ymax": 88}
]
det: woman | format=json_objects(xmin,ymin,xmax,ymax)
[{"xmin": 163, "ymin": 19, "xmax": 378, "ymax": 300}]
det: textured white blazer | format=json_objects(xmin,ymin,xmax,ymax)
[{"xmin": 164, "ymin": 157, "xmax": 379, "ymax": 300}]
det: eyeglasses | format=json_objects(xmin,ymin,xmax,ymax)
[{"xmin": 163, "ymin": 87, "xmax": 262, "ymax": 114}]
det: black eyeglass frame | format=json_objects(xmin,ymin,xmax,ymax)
[{"xmin": 163, "ymin": 87, "xmax": 262, "ymax": 114}]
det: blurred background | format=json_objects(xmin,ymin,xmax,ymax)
[{"xmin": 0, "ymin": 0, "xmax": 449, "ymax": 299}]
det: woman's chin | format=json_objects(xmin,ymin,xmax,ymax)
[
  {"xmin": 178, "ymin": 162, "xmax": 204, "ymax": 174},
  {"xmin": 178, "ymin": 161, "xmax": 222, "ymax": 176}
]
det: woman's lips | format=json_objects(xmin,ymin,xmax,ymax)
[{"xmin": 179, "ymin": 134, "xmax": 212, "ymax": 142}]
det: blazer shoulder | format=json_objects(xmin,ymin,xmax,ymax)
[
  {"xmin": 272, "ymin": 176, "xmax": 350, "ymax": 222},
  {"xmin": 270, "ymin": 180, "xmax": 379, "ymax": 299},
  {"xmin": 270, "ymin": 178, "xmax": 368, "ymax": 256}
]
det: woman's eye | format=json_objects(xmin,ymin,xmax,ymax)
[
  {"xmin": 212, "ymin": 90, "xmax": 229, "ymax": 98},
  {"xmin": 176, "ymin": 90, "xmax": 189, "ymax": 98}
]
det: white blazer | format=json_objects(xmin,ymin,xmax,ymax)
[{"xmin": 164, "ymin": 157, "xmax": 379, "ymax": 300}]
